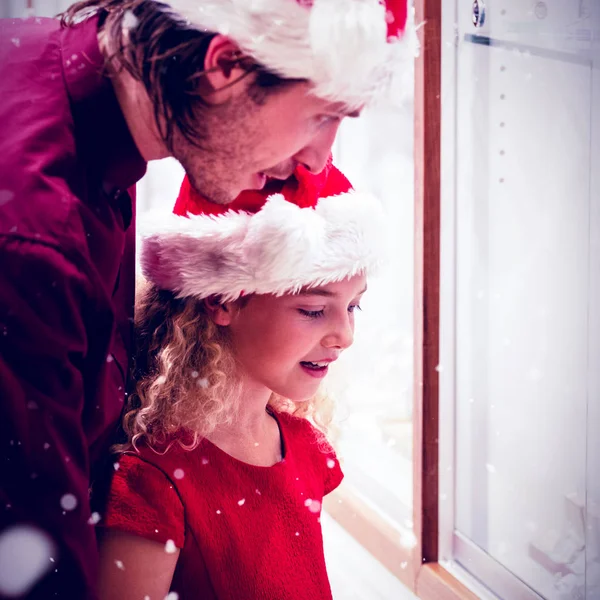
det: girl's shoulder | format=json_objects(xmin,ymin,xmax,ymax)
[
  {"xmin": 273, "ymin": 410, "xmax": 344, "ymax": 495},
  {"xmin": 275, "ymin": 409, "xmax": 330, "ymax": 446},
  {"xmin": 116, "ymin": 434, "xmax": 197, "ymax": 476}
]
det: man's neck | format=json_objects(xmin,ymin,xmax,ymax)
[{"xmin": 98, "ymin": 29, "xmax": 170, "ymax": 162}]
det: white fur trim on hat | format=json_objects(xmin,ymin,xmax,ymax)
[
  {"xmin": 161, "ymin": 0, "xmax": 417, "ymax": 108},
  {"xmin": 140, "ymin": 191, "xmax": 387, "ymax": 300}
]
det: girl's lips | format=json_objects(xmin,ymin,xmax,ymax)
[{"xmin": 299, "ymin": 362, "xmax": 329, "ymax": 379}]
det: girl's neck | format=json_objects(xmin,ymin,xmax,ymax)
[{"xmin": 205, "ymin": 380, "xmax": 283, "ymax": 467}]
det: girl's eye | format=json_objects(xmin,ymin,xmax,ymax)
[
  {"xmin": 348, "ymin": 304, "xmax": 362, "ymax": 314},
  {"xmin": 298, "ymin": 308, "xmax": 325, "ymax": 319}
]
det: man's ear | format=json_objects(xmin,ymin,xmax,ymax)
[
  {"xmin": 204, "ymin": 296, "xmax": 236, "ymax": 326},
  {"xmin": 201, "ymin": 35, "xmax": 250, "ymax": 104}
]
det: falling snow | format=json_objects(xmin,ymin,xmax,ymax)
[
  {"xmin": 0, "ymin": 525, "xmax": 56, "ymax": 596},
  {"xmin": 165, "ymin": 592, "xmax": 179, "ymax": 600},
  {"xmin": 115, "ymin": 560, "xmax": 124, "ymax": 570},
  {"xmin": 326, "ymin": 458, "xmax": 336, "ymax": 469},
  {"xmin": 165, "ymin": 540, "xmax": 177, "ymax": 554},
  {"xmin": 197, "ymin": 378, "xmax": 210, "ymax": 389},
  {"xmin": 201, "ymin": 457, "xmax": 209, "ymax": 465},
  {"xmin": 88, "ymin": 512, "xmax": 101, "ymax": 525},
  {"xmin": 122, "ymin": 10, "xmax": 139, "ymax": 30},
  {"xmin": 60, "ymin": 494, "xmax": 77, "ymax": 511},
  {"xmin": 399, "ymin": 530, "xmax": 417, "ymax": 550},
  {"xmin": 237, "ymin": 498, "xmax": 245, "ymax": 506},
  {"xmin": 173, "ymin": 468, "xmax": 185, "ymax": 480},
  {"xmin": 304, "ymin": 499, "xmax": 321, "ymax": 514},
  {"xmin": 486, "ymin": 463, "xmax": 497, "ymax": 474},
  {"xmin": 106, "ymin": 354, "xmax": 113, "ymax": 363},
  {"xmin": 113, "ymin": 462, "xmax": 120, "ymax": 471}
]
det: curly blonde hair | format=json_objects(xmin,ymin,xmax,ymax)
[{"xmin": 117, "ymin": 279, "xmax": 334, "ymax": 453}]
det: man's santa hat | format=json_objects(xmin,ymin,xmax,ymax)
[
  {"xmin": 163, "ymin": 0, "xmax": 413, "ymax": 108},
  {"xmin": 140, "ymin": 158, "xmax": 386, "ymax": 301}
]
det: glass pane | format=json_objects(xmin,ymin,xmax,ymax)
[
  {"xmin": 326, "ymin": 98, "xmax": 414, "ymax": 526},
  {"xmin": 452, "ymin": 1, "xmax": 598, "ymax": 598}
]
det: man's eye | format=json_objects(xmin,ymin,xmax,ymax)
[{"xmin": 316, "ymin": 115, "xmax": 339, "ymax": 127}]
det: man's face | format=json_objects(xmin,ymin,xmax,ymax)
[{"xmin": 172, "ymin": 80, "xmax": 357, "ymax": 204}]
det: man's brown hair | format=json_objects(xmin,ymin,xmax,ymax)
[{"xmin": 62, "ymin": 0, "xmax": 300, "ymax": 153}]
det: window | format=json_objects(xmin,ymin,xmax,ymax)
[{"xmin": 438, "ymin": 1, "xmax": 600, "ymax": 599}]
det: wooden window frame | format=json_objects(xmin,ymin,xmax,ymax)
[{"xmin": 325, "ymin": 1, "xmax": 481, "ymax": 598}]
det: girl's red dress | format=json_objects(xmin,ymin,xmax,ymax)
[{"xmin": 102, "ymin": 410, "xmax": 343, "ymax": 599}]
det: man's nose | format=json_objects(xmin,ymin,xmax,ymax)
[{"xmin": 294, "ymin": 120, "xmax": 342, "ymax": 174}]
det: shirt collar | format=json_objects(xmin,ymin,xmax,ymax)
[{"xmin": 60, "ymin": 14, "xmax": 147, "ymax": 191}]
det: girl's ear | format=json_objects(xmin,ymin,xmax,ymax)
[{"xmin": 204, "ymin": 296, "xmax": 236, "ymax": 326}]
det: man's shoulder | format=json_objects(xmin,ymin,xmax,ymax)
[{"xmin": 0, "ymin": 17, "xmax": 81, "ymax": 249}]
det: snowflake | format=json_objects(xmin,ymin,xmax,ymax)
[
  {"xmin": 165, "ymin": 540, "xmax": 177, "ymax": 554},
  {"xmin": 0, "ymin": 525, "xmax": 56, "ymax": 596},
  {"xmin": 326, "ymin": 458, "xmax": 336, "ymax": 469},
  {"xmin": 88, "ymin": 513, "xmax": 101, "ymax": 525},
  {"xmin": 115, "ymin": 560, "xmax": 124, "ymax": 570},
  {"xmin": 122, "ymin": 10, "xmax": 139, "ymax": 30},
  {"xmin": 60, "ymin": 494, "xmax": 77, "ymax": 511},
  {"xmin": 237, "ymin": 499, "xmax": 245, "ymax": 506},
  {"xmin": 173, "ymin": 468, "xmax": 185, "ymax": 480},
  {"xmin": 304, "ymin": 499, "xmax": 321, "ymax": 514}
]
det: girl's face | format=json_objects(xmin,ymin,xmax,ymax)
[{"xmin": 225, "ymin": 273, "xmax": 367, "ymax": 401}]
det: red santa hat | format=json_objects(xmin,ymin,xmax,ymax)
[
  {"xmin": 140, "ymin": 157, "xmax": 386, "ymax": 301},
  {"xmin": 163, "ymin": 0, "xmax": 413, "ymax": 108}
]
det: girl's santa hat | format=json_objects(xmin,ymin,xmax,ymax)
[
  {"xmin": 164, "ymin": 0, "xmax": 414, "ymax": 108},
  {"xmin": 140, "ymin": 157, "xmax": 386, "ymax": 301}
]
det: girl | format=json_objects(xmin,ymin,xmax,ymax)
[{"xmin": 97, "ymin": 158, "xmax": 385, "ymax": 600}]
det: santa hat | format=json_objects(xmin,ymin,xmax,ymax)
[
  {"xmin": 163, "ymin": 0, "xmax": 414, "ymax": 108},
  {"xmin": 140, "ymin": 157, "xmax": 386, "ymax": 301}
]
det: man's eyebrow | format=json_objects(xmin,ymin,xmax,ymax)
[{"xmin": 327, "ymin": 102, "xmax": 362, "ymax": 118}]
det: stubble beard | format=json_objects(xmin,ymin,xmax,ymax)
[{"xmin": 173, "ymin": 95, "xmax": 262, "ymax": 205}]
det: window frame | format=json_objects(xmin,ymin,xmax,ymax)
[{"xmin": 325, "ymin": 1, "xmax": 480, "ymax": 598}]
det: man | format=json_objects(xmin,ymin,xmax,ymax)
[{"xmin": 0, "ymin": 0, "xmax": 409, "ymax": 597}]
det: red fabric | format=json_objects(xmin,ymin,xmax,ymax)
[
  {"xmin": 173, "ymin": 155, "xmax": 352, "ymax": 217},
  {"xmin": 0, "ymin": 15, "xmax": 146, "ymax": 600},
  {"xmin": 384, "ymin": 0, "xmax": 408, "ymax": 39},
  {"xmin": 103, "ymin": 411, "xmax": 344, "ymax": 599}
]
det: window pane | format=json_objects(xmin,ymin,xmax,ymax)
[
  {"xmin": 327, "ymin": 98, "xmax": 415, "ymax": 531},
  {"xmin": 449, "ymin": 1, "xmax": 599, "ymax": 599}
]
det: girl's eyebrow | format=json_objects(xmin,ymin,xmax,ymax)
[{"xmin": 298, "ymin": 285, "xmax": 368, "ymax": 298}]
